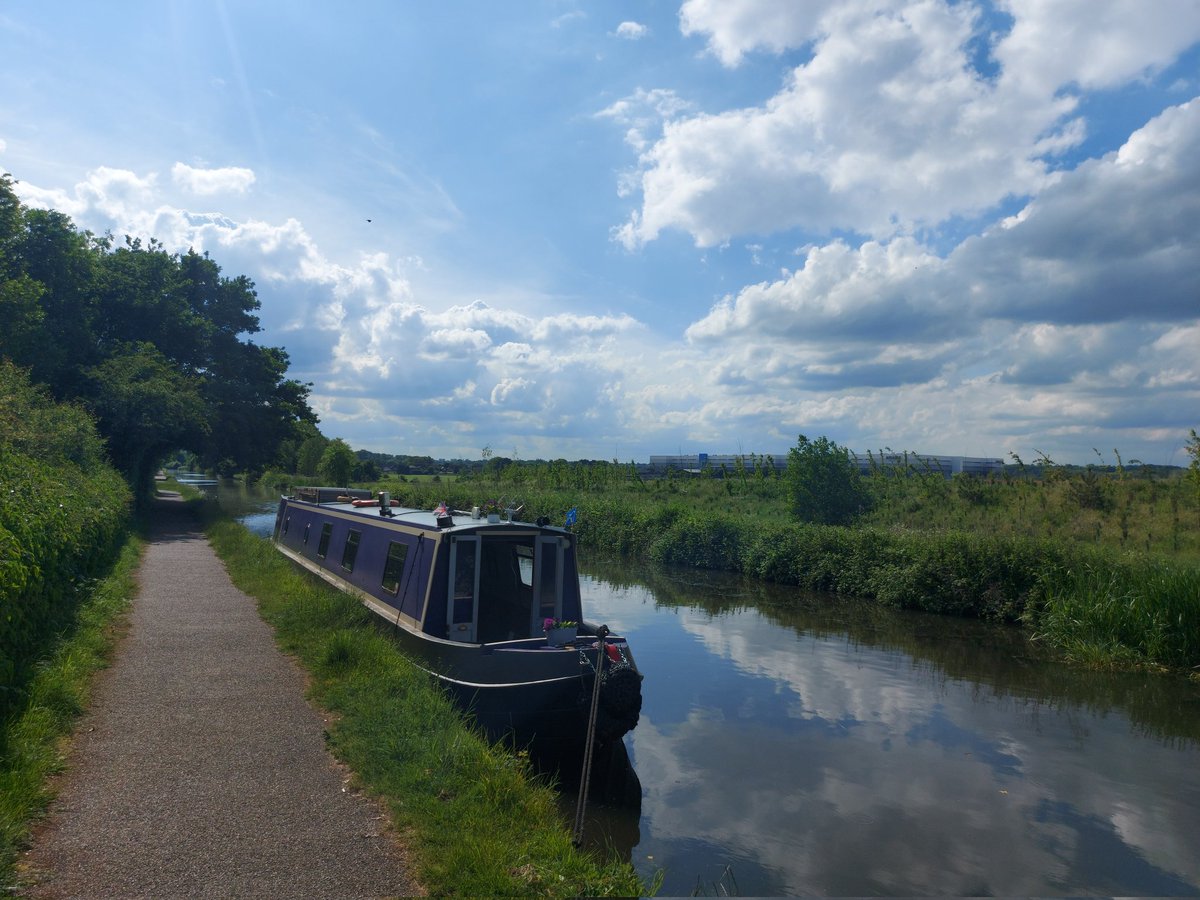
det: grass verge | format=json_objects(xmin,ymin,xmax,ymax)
[
  {"xmin": 0, "ymin": 533, "xmax": 143, "ymax": 890},
  {"xmin": 205, "ymin": 519, "xmax": 647, "ymax": 898}
]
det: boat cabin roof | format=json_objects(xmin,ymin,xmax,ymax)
[{"xmin": 285, "ymin": 495, "xmax": 564, "ymax": 536}]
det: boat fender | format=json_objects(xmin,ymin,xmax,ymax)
[
  {"xmin": 592, "ymin": 667, "xmax": 643, "ymax": 741},
  {"xmin": 578, "ymin": 659, "xmax": 642, "ymax": 742}
]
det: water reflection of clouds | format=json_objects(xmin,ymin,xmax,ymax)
[
  {"xmin": 579, "ymin": 575, "xmax": 660, "ymax": 638},
  {"xmin": 906, "ymin": 705, "xmax": 1024, "ymax": 779},
  {"xmin": 1032, "ymin": 799, "xmax": 1198, "ymax": 896},
  {"xmin": 678, "ymin": 606, "xmax": 933, "ymax": 729},
  {"xmin": 603, "ymin": 577, "xmax": 1200, "ymax": 895}
]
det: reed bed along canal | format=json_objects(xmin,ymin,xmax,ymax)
[{"xmin": 227, "ymin": 485, "xmax": 1200, "ymax": 896}]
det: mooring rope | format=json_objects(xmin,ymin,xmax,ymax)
[{"xmin": 572, "ymin": 624, "xmax": 609, "ymax": 846}]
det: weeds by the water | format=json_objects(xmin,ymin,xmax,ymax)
[
  {"xmin": 0, "ymin": 535, "xmax": 142, "ymax": 889},
  {"xmin": 206, "ymin": 521, "xmax": 647, "ymax": 898},
  {"xmin": 1034, "ymin": 560, "xmax": 1200, "ymax": 670}
]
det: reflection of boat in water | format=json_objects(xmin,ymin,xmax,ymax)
[
  {"xmin": 169, "ymin": 471, "xmax": 219, "ymax": 492},
  {"xmin": 270, "ymin": 488, "xmax": 643, "ymax": 787}
]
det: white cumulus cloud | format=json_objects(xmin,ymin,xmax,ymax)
[
  {"xmin": 677, "ymin": 99, "xmax": 1200, "ymax": 456},
  {"xmin": 171, "ymin": 162, "xmax": 256, "ymax": 195},
  {"xmin": 680, "ymin": 0, "xmax": 838, "ymax": 66},
  {"xmin": 614, "ymin": 0, "xmax": 1200, "ymax": 250},
  {"xmin": 615, "ymin": 20, "xmax": 649, "ymax": 40}
]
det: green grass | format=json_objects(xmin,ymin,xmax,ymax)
[
  {"xmin": 157, "ymin": 477, "xmax": 205, "ymax": 501},
  {"xmin": 0, "ymin": 534, "xmax": 143, "ymax": 889},
  {"xmin": 205, "ymin": 520, "xmax": 648, "ymax": 897},
  {"xmin": 1033, "ymin": 558, "xmax": 1200, "ymax": 670},
  {"xmin": 351, "ymin": 464, "xmax": 1200, "ymax": 562}
]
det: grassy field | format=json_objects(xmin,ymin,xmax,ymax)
[{"xmin": 341, "ymin": 458, "xmax": 1200, "ymax": 561}]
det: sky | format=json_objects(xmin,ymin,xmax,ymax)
[{"xmin": 2, "ymin": 1, "xmax": 1198, "ymax": 467}]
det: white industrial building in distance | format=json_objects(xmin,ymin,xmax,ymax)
[{"xmin": 643, "ymin": 452, "xmax": 1004, "ymax": 479}]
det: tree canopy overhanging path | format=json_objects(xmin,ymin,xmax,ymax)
[{"xmin": 19, "ymin": 494, "xmax": 420, "ymax": 899}]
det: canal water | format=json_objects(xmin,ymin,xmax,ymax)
[
  {"xmin": 577, "ymin": 558, "xmax": 1200, "ymax": 897},
  {"xmin": 226, "ymin": 488, "xmax": 1200, "ymax": 896}
]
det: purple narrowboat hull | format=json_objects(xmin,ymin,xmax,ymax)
[{"xmin": 270, "ymin": 490, "xmax": 642, "ymax": 757}]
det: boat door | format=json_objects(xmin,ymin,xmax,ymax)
[
  {"xmin": 447, "ymin": 536, "xmax": 479, "ymax": 643},
  {"xmin": 531, "ymin": 535, "xmax": 564, "ymax": 633}
]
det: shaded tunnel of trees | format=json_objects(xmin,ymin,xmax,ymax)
[{"xmin": 0, "ymin": 173, "xmax": 318, "ymax": 501}]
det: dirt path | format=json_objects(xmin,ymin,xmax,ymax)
[{"xmin": 20, "ymin": 494, "xmax": 420, "ymax": 899}]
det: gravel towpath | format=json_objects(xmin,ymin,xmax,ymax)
[{"xmin": 21, "ymin": 494, "xmax": 420, "ymax": 898}]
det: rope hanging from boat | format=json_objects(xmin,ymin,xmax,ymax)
[{"xmin": 572, "ymin": 624, "xmax": 609, "ymax": 846}]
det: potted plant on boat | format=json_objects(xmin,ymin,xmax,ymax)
[
  {"xmin": 543, "ymin": 617, "xmax": 578, "ymax": 647},
  {"xmin": 481, "ymin": 499, "xmax": 503, "ymax": 523}
]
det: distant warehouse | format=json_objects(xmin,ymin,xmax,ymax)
[{"xmin": 642, "ymin": 452, "xmax": 1003, "ymax": 479}]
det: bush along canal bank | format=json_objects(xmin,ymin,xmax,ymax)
[
  {"xmin": 1, "ymin": 362, "xmax": 139, "ymax": 887},
  {"xmin": 205, "ymin": 520, "xmax": 649, "ymax": 898},
  {"xmin": 343, "ymin": 481, "xmax": 1200, "ymax": 677},
  {"xmin": 0, "ymin": 533, "xmax": 143, "ymax": 890}
]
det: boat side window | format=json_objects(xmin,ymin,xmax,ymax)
[
  {"xmin": 341, "ymin": 529, "xmax": 362, "ymax": 572},
  {"xmin": 317, "ymin": 522, "xmax": 333, "ymax": 559},
  {"xmin": 381, "ymin": 541, "xmax": 409, "ymax": 594},
  {"xmin": 283, "ymin": 515, "xmax": 290, "ymax": 535},
  {"xmin": 516, "ymin": 546, "xmax": 533, "ymax": 587},
  {"xmin": 303, "ymin": 522, "xmax": 311, "ymax": 545}
]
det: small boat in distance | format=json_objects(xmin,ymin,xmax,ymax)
[{"xmin": 270, "ymin": 488, "xmax": 643, "ymax": 764}]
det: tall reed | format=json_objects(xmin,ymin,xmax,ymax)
[{"xmin": 1034, "ymin": 559, "xmax": 1200, "ymax": 669}]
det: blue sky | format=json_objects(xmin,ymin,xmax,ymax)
[{"xmin": 2, "ymin": 1, "xmax": 1198, "ymax": 465}]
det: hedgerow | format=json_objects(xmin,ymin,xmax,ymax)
[{"xmin": 0, "ymin": 362, "xmax": 132, "ymax": 723}]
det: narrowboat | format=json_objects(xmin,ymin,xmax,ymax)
[{"xmin": 271, "ymin": 488, "xmax": 643, "ymax": 761}]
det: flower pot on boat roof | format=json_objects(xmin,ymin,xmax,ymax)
[{"xmin": 544, "ymin": 618, "xmax": 578, "ymax": 647}]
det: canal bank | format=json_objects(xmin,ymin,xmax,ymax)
[{"xmin": 19, "ymin": 493, "xmax": 421, "ymax": 898}]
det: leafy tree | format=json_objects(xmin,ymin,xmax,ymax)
[
  {"xmin": 197, "ymin": 341, "xmax": 315, "ymax": 478},
  {"xmin": 9, "ymin": 205, "xmax": 104, "ymax": 398},
  {"xmin": 319, "ymin": 438, "xmax": 356, "ymax": 486},
  {"xmin": 296, "ymin": 431, "xmax": 329, "ymax": 475},
  {"xmin": 0, "ymin": 271, "xmax": 46, "ymax": 364},
  {"xmin": 785, "ymin": 434, "xmax": 872, "ymax": 525},
  {"xmin": 0, "ymin": 179, "xmax": 318, "ymax": 499},
  {"xmin": 0, "ymin": 359, "xmax": 107, "ymax": 470},
  {"xmin": 1186, "ymin": 429, "xmax": 1200, "ymax": 518},
  {"xmin": 83, "ymin": 343, "xmax": 209, "ymax": 499},
  {"xmin": 0, "ymin": 176, "xmax": 48, "ymax": 365},
  {"xmin": 352, "ymin": 455, "xmax": 380, "ymax": 482}
]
